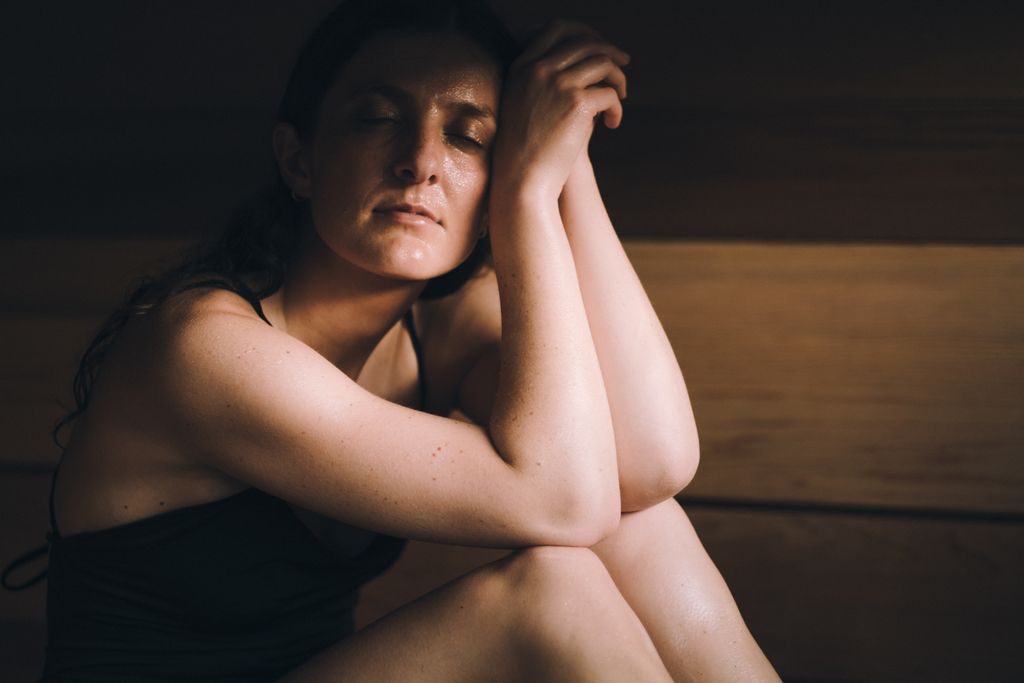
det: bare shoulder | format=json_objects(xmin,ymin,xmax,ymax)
[
  {"xmin": 52, "ymin": 286, "xmax": 281, "ymax": 534},
  {"xmin": 147, "ymin": 285, "xmax": 348, "ymax": 445}
]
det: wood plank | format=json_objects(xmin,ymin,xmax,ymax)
[
  {"xmin": 3, "ymin": 2, "xmax": 1020, "ymax": 111},
  {"xmin": 636, "ymin": 242, "xmax": 1024, "ymax": 515},
  {"xmin": 2, "ymin": 241, "xmax": 1021, "ymax": 518},
  {"xmin": 592, "ymin": 100, "xmax": 1024, "ymax": 241},
  {"xmin": 5, "ymin": 101, "xmax": 1022, "ymax": 241},
  {"xmin": 0, "ymin": 238, "xmax": 187, "ymax": 314},
  {"xmin": 3, "ymin": 3, "xmax": 1022, "ymax": 242},
  {"xmin": 691, "ymin": 505, "xmax": 1024, "ymax": 683}
]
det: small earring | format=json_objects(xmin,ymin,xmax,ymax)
[{"xmin": 291, "ymin": 188, "xmax": 305, "ymax": 203}]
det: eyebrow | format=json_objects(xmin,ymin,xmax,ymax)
[{"xmin": 348, "ymin": 82, "xmax": 496, "ymax": 122}]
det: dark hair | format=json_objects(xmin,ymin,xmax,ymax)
[{"xmin": 54, "ymin": 0, "xmax": 520, "ymax": 446}]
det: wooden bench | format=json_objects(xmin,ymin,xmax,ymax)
[{"xmin": 2, "ymin": 238, "xmax": 1022, "ymax": 682}]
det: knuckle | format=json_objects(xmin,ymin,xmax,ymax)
[
  {"xmin": 527, "ymin": 60, "xmax": 551, "ymax": 82},
  {"xmin": 568, "ymin": 89, "xmax": 590, "ymax": 112},
  {"xmin": 552, "ymin": 70, "xmax": 573, "ymax": 92}
]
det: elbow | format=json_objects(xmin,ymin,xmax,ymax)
[
  {"xmin": 565, "ymin": 490, "xmax": 622, "ymax": 546},
  {"xmin": 526, "ymin": 472, "xmax": 622, "ymax": 547},
  {"xmin": 619, "ymin": 441, "xmax": 700, "ymax": 512}
]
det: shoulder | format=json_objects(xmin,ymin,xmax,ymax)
[
  {"xmin": 52, "ymin": 286, "xmax": 287, "ymax": 529},
  {"xmin": 148, "ymin": 285, "xmax": 337, "ymax": 406}
]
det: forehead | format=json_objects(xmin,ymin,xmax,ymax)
[{"xmin": 328, "ymin": 29, "xmax": 501, "ymax": 111}]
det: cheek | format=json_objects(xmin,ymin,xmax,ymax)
[
  {"xmin": 444, "ymin": 156, "xmax": 490, "ymax": 215},
  {"xmin": 309, "ymin": 146, "xmax": 379, "ymax": 225}
]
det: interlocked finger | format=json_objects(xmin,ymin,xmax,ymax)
[
  {"xmin": 513, "ymin": 19, "xmax": 604, "ymax": 69},
  {"xmin": 555, "ymin": 53, "xmax": 628, "ymax": 102}
]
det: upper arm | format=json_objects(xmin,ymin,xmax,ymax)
[{"xmin": 153, "ymin": 289, "xmax": 597, "ymax": 548}]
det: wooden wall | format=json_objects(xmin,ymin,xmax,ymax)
[{"xmin": 1, "ymin": 1, "xmax": 1021, "ymax": 681}]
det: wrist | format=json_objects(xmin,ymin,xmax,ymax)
[{"xmin": 489, "ymin": 175, "xmax": 560, "ymax": 217}]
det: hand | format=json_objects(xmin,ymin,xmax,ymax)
[{"xmin": 490, "ymin": 20, "xmax": 629, "ymax": 204}]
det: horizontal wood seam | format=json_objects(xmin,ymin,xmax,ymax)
[{"xmin": 680, "ymin": 495, "xmax": 1024, "ymax": 525}]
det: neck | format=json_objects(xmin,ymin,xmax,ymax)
[{"xmin": 260, "ymin": 225, "xmax": 426, "ymax": 378}]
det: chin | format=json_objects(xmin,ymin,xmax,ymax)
[{"xmin": 362, "ymin": 245, "xmax": 469, "ymax": 284}]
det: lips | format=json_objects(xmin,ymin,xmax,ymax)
[{"xmin": 374, "ymin": 202, "xmax": 441, "ymax": 225}]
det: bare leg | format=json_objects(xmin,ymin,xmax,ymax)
[
  {"xmin": 278, "ymin": 546, "xmax": 673, "ymax": 682},
  {"xmin": 591, "ymin": 498, "xmax": 781, "ymax": 683}
]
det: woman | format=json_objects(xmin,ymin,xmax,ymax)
[{"xmin": 32, "ymin": 0, "xmax": 780, "ymax": 680}]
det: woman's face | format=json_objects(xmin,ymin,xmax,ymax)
[{"xmin": 303, "ymin": 29, "xmax": 501, "ymax": 282}]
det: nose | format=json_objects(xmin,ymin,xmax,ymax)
[{"xmin": 392, "ymin": 124, "xmax": 442, "ymax": 185}]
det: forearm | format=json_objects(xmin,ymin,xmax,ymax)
[
  {"xmin": 559, "ymin": 155, "xmax": 699, "ymax": 511},
  {"xmin": 487, "ymin": 187, "xmax": 620, "ymax": 530}
]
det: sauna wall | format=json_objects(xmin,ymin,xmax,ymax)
[{"xmin": 2, "ymin": 2, "xmax": 1022, "ymax": 681}]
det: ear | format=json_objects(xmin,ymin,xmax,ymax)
[{"xmin": 272, "ymin": 123, "xmax": 311, "ymax": 200}]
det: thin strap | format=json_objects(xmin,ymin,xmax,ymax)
[
  {"xmin": 48, "ymin": 458, "xmax": 62, "ymax": 539},
  {"xmin": 1, "ymin": 544, "xmax": 48, "ymax": 591},
  {"xmin": 176, "ymin": 277, "xmax": 273, "ymax": 326},
  {"xmin": 0, "ymin": 461, "xmax": 59, "ymax": 591},
  {"xmin": 403, "ymin": 308, "xmax": 427, "ymax": 409}
]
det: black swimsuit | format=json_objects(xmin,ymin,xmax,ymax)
[{"xmin": 6, "ymin": 291, "xmax": 420, "ymax": 682}]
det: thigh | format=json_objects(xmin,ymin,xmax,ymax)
[
  {"xmin": 278, "ymin": 545, "xmax": 673, "ymax": 683},
  {"xmin": 276, "ymin": 551, "xmax": 528, "ymax": 683}
]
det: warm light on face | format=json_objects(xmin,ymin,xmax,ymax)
[{"xmin": 304, "ymin": 29, "xmax": 501, "ymax": 283}]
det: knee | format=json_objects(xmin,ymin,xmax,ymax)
[
  {"xmin": 502, "ymin": 546, "xmax": 610, "ymax": 594},
  {"xmin": 498, "ymin": 546, "xmax": 629, "ymax": 640}
]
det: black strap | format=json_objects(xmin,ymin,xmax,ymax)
[
  {"xmin": 176, "ymin": 277, "xmax": 273, "ymax": 327},
  {"xmin": 0, "ymin": 540, "xmax": 48, "ymax": 589},
  {"xmin": 404, "ymin": 308, "xmax": 427, "ymax": 410},
  {"xmin": 2, "ymin": 459, "xmax": 58, "ymax": 590},
  {"xmin": 49, "ymin": 457, "xmax": 63, "ymax": 539},
  {"xmin": 1, "ymin": 543, "xmax": 48, "ymax": 591}
]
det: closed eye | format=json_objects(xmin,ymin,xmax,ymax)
[{"xmin": 450, "ymin": 133, "xmax": 485, "ymax": 149}]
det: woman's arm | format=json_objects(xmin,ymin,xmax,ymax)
[
  {"xmin": 559, "ymin": 151, "xmax": 700, "ymax": 511},
  {"xmin": 152, "ymin": 25, "xmax": 629, "ymax": 549},
  {"xmin": 457, "ymin": 23, "xmax": 698, "ymax": 512}
]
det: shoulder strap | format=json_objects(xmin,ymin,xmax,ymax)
[
  {"xmin": 403, "ymin": 308, "xmax": 427, "ymax": 409},
  {"xmin": 175, "ymin": 277, "xmax": 273, "ymax": 326},
  {"xmin": 1, "ymin": 462, "xmax": 57, "ymax": 591},
  {"xmin": 1, "ymin": 544, "xmax": 48, "ymax": 591}
]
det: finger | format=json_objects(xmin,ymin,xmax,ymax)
[
  {"xmin": 514, "ymin": 19, "xmax": 602, "ymax": 68},
  {"xmin": 555, "ymin": 54, "xmax": 628, "ymax": 101},
  {"xmin": 587, "ymin": 87, "xmax": 625, "ymax": 129},
  {"xmin": 543, "ymin": 36, "xmax": 631, "ymax": 73}
]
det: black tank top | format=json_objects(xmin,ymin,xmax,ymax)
[{"xmin": 4, "ymin": 291, "xmax": 422, "ymax": 681}]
